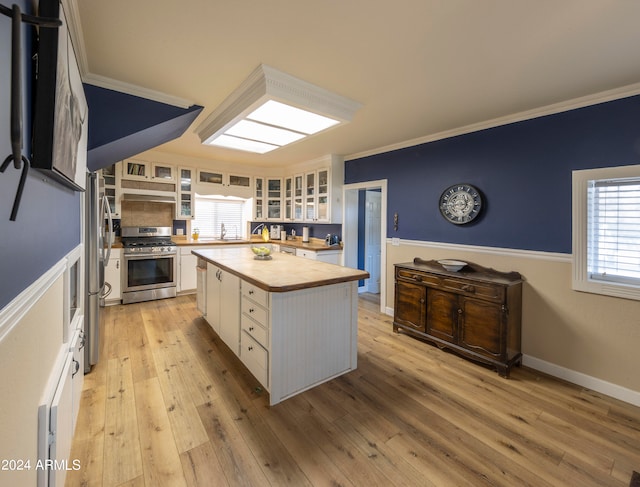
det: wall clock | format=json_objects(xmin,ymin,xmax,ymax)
[{"xmin": 439, "ymin": 183, "xmax": 483, "ymax": 225}]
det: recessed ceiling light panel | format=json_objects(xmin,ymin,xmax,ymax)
[
  {"xmin": 207, "ymin": 134, "xmax": 279, "ymax": 154},
  {"xmin": 247, "ymin": 100, "xmax": 340, "ymax": 135},
  {"xmin": 226, "ymin": 119, "xmax": 306, "ymax": 146},
  {"xmin": 195, "ymin": 64, "xmax": 361, "ymax": 154}
]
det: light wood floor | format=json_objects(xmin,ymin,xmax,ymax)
[{"xmin": 68, "ymin": 293, "xmax": 640, "ymax": 486}]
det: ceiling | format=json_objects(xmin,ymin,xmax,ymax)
[{"xmin": 73, "ymin": 0, "xmax": 640, "ymax": 168}]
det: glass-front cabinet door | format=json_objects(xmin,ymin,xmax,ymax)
[
  {"xmin": 254, "ymin": 177, "xmax": 264, "ymax": 220},
  {"xmin": 317, "ymin": 169, "xmax": 329, "ymax": 222},
  {"xmin": 305, "ymin": 172, "xmax": 316, "ymax": 220},
  {"xmin": 152, "ymin": 163, "xmax": 175, "ymax": 181},
  {"xmin": 294, "ymin": 174, "xmax": 303, "ymax": 221},
  {"xmin": 267, "ymin": 178, "xmax": 282, "ymax": 220},
  {"xmin": 101, "ymin": 163, "xmax": 120, "ymax": 217},
  {"xmin": 284, "ymin": 177, "xmax": 293, "ymax": 220},
  {"xmin": 178, "ymin": 167, "xmax": 194, "ymax": 219}
]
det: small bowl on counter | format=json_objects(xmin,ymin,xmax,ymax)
[
  {"xmin": 251, "ymin": 244, "xmax": 273, "ymax": 260},
  {"xmin": 438, "ymin": 259, "xmax": 467, "ymax": 272}
]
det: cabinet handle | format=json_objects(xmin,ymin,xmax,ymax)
[
  {"xmin": 420, "ymin": 298, "xmax": 425, "ymax": 304},
  {"xmin": 249, "ymin": 290, "xmax": 254, "ymax": 295},
  {"xmin": 249, "ymin": 308, "xmax": 254, "ymax": 313},
  {"xmin": 248, "ymin": 346, "xmax": 253, "ymax": 351},
  {"xmin": 249, "ymin": 326, "xmax": 254, "ymax": 331},
  {"xmin": 461, "ymin": 284, "xmax": 475, "ymax": 293},
  {"xmin": 412, "ymin": 274, "xmax": 422, "ymax": 282},
  {"xmin": 72, "ymin": 359, "xmax": 80, "ymax": 378},
  {"xmin": 457, "ymin": 308, "xmax": 463, "ymax": 315}
]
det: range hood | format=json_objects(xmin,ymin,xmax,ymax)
[{"xmin": 121, "ymin": 193, "xmax": 176, "ymax": 204}]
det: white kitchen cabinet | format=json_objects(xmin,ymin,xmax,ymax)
[
  {"xmin": 254, "ymin": 177, "xmax": 265, "ymax": 220},
  {"xmin": 205, "ymin": 263, "xmax": 240, "ymax": 354},
  {"xmin": 122, "ymin": 160, "xmax": 175, "ymax": 181},
  {"xmin": 104, "ymin": 249, "xmax": 122, "ymax": 304},
  {"xmin": 304, "ymin": 168, "xmax": 330, "ymax": 222},
  {"xmin": 296, "ymin": 248, "xmax": 342, "ymax": 265},
  {"xmin": 240, "ymin": 282, "xmax": 270, "ymax": 387},
  {"xmin": 198, "ymin": 170, "xmax": 252, "ymax": 198},
  {"xmin": 284, "ymin": 177, "xmax": 293, "ymax": 220},
  {"xmin": 177, "ymin": 167, "xmax": 195, "ymax": 219},
  {"xmin": 180, "ymin": 252, "xmax": 198, "ymax": 292},
  {"xmin": 267, "ymin": 178, "xmax": 282, "ymax": 220},
  {"xmin": 101, "ymin": 163, "xmax": 120, "ymax": 218}
]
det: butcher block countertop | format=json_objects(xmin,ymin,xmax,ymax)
[{"xmin": 192, "ymin": 247, "xmax": 368, "ymax": 293}]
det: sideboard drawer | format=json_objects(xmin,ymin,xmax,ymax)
[
  {"xmin": 441, "ymin": 278, "xmax": 503, "ymax": 302},
  {"xmin": 396, "ymin": 268, "xmax": 441, "ymax": 287}
]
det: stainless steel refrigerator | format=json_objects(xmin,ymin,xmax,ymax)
[{"xmin": 84, "ymin": 172, "xmax": 113, "ymax": 373}]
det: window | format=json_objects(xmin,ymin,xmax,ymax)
[
  {"xmin": 573, "ymin": 164, "xmax": 640, "ymax": 300},
  {"xmin": 193, "ymin": 195, "xmax": 245, "ymax": 239}
]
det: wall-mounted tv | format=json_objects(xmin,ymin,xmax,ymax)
[{"xmin": 31, "ymin": 0, "xmax": 87, "ymax": 191}]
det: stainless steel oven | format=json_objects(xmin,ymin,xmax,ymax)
[{"xmin": 121, "ymin": 226, "xmax": 177, "ymax": 304}]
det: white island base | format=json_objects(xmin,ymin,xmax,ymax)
[
  {"xmin": 256, "ymin": 281, "xmax": 357, "ymax": 405},
  {"xmin": 195, "ymin": 248, "xmax": 367, "ymax": 406}
]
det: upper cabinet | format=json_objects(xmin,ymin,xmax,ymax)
[
  {"xmin": 100, "ymin": 163, "xmax": 120, "ymax": 218},
  {"xmin": 253, "ymin": 155, "xmax": 343, "ymax": 223},
  {"xmin": 177, "ymin": 167, "xmax": 195, "ymax": 219},
  {"xmin": 197, "ymin": 169, "xmax": 252, "ymax": 198},
  {"xmin": 122, "ymin": 160, "xmax": 175, "ymax": 182}
]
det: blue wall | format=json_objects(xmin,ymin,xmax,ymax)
[
  {"xmin": 345, "ymin": 95, "xmax": 640, "ymax": 254},
  {"xmin": 0, "ymin": 1, "xmax": 81, "ymax": 309}
]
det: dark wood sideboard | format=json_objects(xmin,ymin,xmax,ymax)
[{"xmin": 393, "ymin": 258, "xmax": 523, "ymax": 377}]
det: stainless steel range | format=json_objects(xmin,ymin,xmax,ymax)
[{"xmin": 121, "ymin": 226, "xmax": 177, "ymax": 304}]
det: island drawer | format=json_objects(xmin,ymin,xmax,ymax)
[
  {"xmin": 241, "ymin": 314, "xmax": 268, "ymax": 347},
  {"xmin": 241, "ymin": 298, "xmax": 268, "ymax": 327},
  {"xmin": 242, "ymin": 282, "xmax": 269, "ymax": 307},
  {"xmin": 241, "ymin": 331, "xmax": 268, "ymax": 387}
]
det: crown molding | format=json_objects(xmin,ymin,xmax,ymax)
[
  {"xmin": 62, "ymin": 0, "xmax": 194, "ymax": 109},
  {"xmin": 82, "ymin": 72, "xmax": 194, "ymax": 109},
  {"xmin": 346, "ymin": 81, "xmax": 640, "ymax": 161}
]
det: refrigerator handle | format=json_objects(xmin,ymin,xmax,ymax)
[{"xmin": 102, "ymin": 194, "xmax": 113, "ymax": 267}]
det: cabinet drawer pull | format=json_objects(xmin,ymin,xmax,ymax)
[
  {"xmin": 461, "ymin": 284, "xmax": 475, "ymax": 293},
  {"xmin": 249, "ymin": 326, "xmax": 254, "ymax": 331},
  {"xmin": 248, "ymin": 346, "xmax": 253, "ymax": 351},
  {"xmin": 249, "ymin": 290, "xmax": 254, "ymax": 295},
  {"xmin": 412, "ymin": 274, "xmax": 423, "ymax": 282},
  {"xmin": 249, "ymin": 308, "xmax": 254, "ymax": 313}
]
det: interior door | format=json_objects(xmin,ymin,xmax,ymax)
[{"xmin": 365, "ymin": 190, "xmax": 382, "ymax": 293}]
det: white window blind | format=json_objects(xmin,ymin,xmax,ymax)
[
  {"xmin": 193, "ymin": 196, "xmax": 244, "ymax": 238},
  {"xmin": 587, "ymin": 177, "xmax": 640, "ymax": 284}
]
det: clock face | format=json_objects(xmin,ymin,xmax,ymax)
[{"xmin": 439, "ymin": 184, "xmax": 483, "ymax": 224}]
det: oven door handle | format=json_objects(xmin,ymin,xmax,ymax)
[{"xmin": 124, "ymin": 251, "xmax": 177, "ymax": 259}]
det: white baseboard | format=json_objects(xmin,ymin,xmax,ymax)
[
  {"xmin": 384, "ymin": 305, "xmax": 639, "ymax": 406},
  {"xmin": 522, "ymin": 355, "xmax": 640, "ymax": 407}
]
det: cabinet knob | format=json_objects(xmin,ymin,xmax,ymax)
[
  {"xmin": 461, "ymin": 284, "xmax": 475, "ymax": 293},
  {"xmin": 248, "ymin": 346, "xmax": 253, "ymax": 351},
  {"xmin": 249, "ymin": 290, "xmax": 254, "ymax": 295},
  {"xmin": 457, "ymin": 308, "xmax": 463, "ymax": 314},
  {"xmin": 249, "ymin": 326, "xmax": 254, "ymax": 331},
  {"xmin": 412, "ymin": 274, "xmax": 422, "ymax": 282},
  {"xmin": 249, "ymin": 308, "xmax": 254, "ymax": 313}
]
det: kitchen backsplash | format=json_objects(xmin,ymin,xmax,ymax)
[{"xmin": 120, "ymin": 201, "xmax": 174, "ymax": 228}]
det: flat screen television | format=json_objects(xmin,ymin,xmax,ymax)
[{"xmin": 31, "ymin": 0, "xmax": 87, "ymax": 191}]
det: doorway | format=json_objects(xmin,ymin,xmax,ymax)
[{"xmin": 343, "ymin": 180, "xmax": 387, "ymax": 314}]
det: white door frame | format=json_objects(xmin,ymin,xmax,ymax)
[{"xmin": 343, "ymin": 179, "xmax": 388, "ymax": 314}]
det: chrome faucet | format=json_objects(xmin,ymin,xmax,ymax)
[{"xmin": 220, "ymin": 222, "xmax": 226, "ymax": 240}]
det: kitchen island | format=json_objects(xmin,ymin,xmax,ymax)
[{"xmin": 193, "ymin": 247, "xmax": 369, "ymax": 406}]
